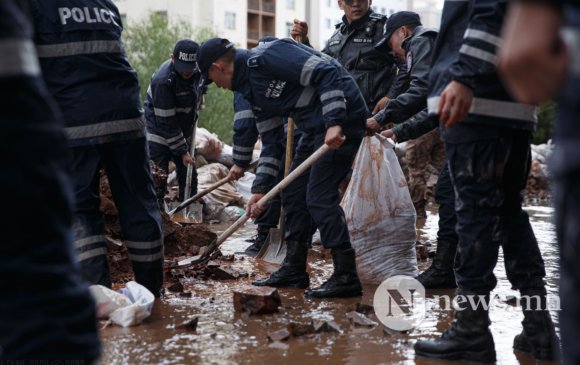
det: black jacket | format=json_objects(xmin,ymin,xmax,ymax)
[
  {"xmin": 374, "ymin": 26, "xmax": 437, "ymax": 126},
  {"xmin": 321, "ymin": 10, "xmax": 396, "ymax": 111}
]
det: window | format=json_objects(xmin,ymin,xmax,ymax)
[
  {"xmin": 225, "ymin": 11, "xmax": 236, "ymax": 30},
  {"xmin": 327, "ymin": 0, "xmax": 332, "ymax": 7},
  {"xmin": 325, "ymin": 18, "xmax": 332, "ymax": 29},
  {"xmin": 286, "ymin": 21, "xmax": 293, "ymax": 37},
  {"xmin": 286, "ymin": 0, "xmax": 295, "ymax": 10}
]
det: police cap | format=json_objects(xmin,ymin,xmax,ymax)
[{"xmin": 375, "ymin": 11, "xmax": 421, "ymax": 52}]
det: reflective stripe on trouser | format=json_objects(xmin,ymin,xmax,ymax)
[
  {"xmin": 445, "ymin": 129, "xmax": 546, "ymax": 293},
  {"xmin": 405, "ymin": 128, "xmax": 445, "ymax": 214},
  {"xmin": 282, "ymin": 131, "xmax": 360, "ymax": 248},
  {"xmin": 1, "ymin": 125, "xmax": 100, "ymax": 360},
  {"xmin": 69, "ymin": 138, "xmax": 164, "ymax": 295}
]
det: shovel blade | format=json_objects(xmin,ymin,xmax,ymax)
[{"xmin": 256, "ymin": 228, "xmax": 287, "ymax": 264}]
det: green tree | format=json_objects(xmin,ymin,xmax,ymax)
[
  {"xmin": 123, "ymin": 12, "xmax": 234, "ymax": 144},
  {"xmin": 534, "ymin": 101, "xmax": 555, "ymax": 144}
]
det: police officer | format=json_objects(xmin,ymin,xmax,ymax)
[
  {"xmin": 0, "ymin": 0, "xmax": 99, "ymax": 360},
  {"xmin": 499, "ymin": 1, "xmax": 577, "ymax": 363},
  {"xmin": 413, "ymin": 0, "xmax": 558, "ymax": 362},
  {"xmin": 198, "ymin": 37, "xmax": 367, "ymax": 298},
  {"xmin": 30, "ymin": 0, "xmax": 165, "ymax": 296},
  {"xmin": 291, "ymin": 0, "xmax": 396, "ymax": 114},
  {"xmin": 367, "ymin": 11, "xmax": 443, "ymax": 218},
  {"xmin": 145, "ymin": 39, "xmax": 203, "ymax": 208}
]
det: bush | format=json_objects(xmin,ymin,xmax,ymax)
[{"xmin": 123, "ymin": 12, "xmax": 235, "ymax": 144}]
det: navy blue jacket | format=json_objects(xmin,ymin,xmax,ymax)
[
  {"xmin": 429, "ymin": 0, "xmax": 537, "ymax": 142},
  {"xmin": 144, "ymin": 59, "xmax": 203, "ymax": 157},
  {"xmin": 30, "ymin": 0, "xmax": 145, "ymax": 147},
  {"xmin": 231, "ymin": 39, "xmax": 368, "ymax": 193}
]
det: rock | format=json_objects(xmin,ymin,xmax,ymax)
[
  {"xmin": 179, "ymin": 291, "xmax": 192, "ymax": 298},
  {"xmin": 167, "ymin": 281, "xmax": 184, "ymax": 293},
  {"xmin": 267, "ymin": 328, "xmax": 291, "ymax": 342},
  {"xmin": 312, "ymin": 320, "xmax": 342, "ymax": 334},
  {"xmin": 176, "ymin": 317, "xmax": 198, "ymax": 332},
  {"xmin": 233, "ymin": 286, "xmax": 281, "ymax": 315},
  {"xmin": 348, "ymin": 303, "xmax": 375, "ymax": 316},
  {"xmin": 211, "ymin": 266, "xmax": 248, "ymax": 280},
  {"xmin": 346, "ymin": 311, "xmax": 378, "ymax": 328},
  {"xmin": 288, "ymin": 322, "xmax": 316, "ymax": 337}
]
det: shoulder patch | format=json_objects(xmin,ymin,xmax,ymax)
[
  {"xmin": 247, "ymin": 56, "xmax": 260, "ymax": 68},
  {"xmin": 369, "ymin": 13, "xmax": 387, "ymax": 21},
  {"xmin": 328, "ymin": 40, "xmax": 341, "ymax": 47}
]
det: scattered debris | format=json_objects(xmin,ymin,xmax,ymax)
[
  {"xmin": 348, "ymin": 303, "xmax": 375, "ymax": 316},
  {"xmin": 346, "ymin": 311, "xmax": 379, "ymax": 328},
  {"xmin": 233, "ymin": 286, "xmax": 282, "ymax": 315},
  {"xmin": 167, "ymin": 282, "xmax": 184, "ymax": 293},
  {"xmin": 267, "ymin": 328, "xmax": 291, "ymax": 342},
  {"xmin": 312, "ymin": 320, "xmax": 343, "ymax": 334},
  {"xmin": 288, "ymin": 322, "xmax": 316, "ymax": 337},
  {"xmin": 176, "ymin": 317, "xmax": 198, "ymax": 332},
  {"xmin": 505, "ymin": 295, "xmax": 519, "ymax": 307},
  {"xmin": 179, "ymin": 291, "xmax": 192, "ymax": 298}
]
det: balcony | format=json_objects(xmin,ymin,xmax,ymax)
[
  {"xmin": 263, "ymin": 1, "xmax": 275, "ymax": 13},
  {"xmin": 248, "ymin": 0, "xmax": 259, "ymax": 11},
  {"xmin": 247, "ymin": 29, "xmax": 259, "ymax": 41}
]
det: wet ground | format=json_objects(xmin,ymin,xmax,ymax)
[{"xmin": 100, "ymin": 203, "xmax": 560, "ymax": 365}]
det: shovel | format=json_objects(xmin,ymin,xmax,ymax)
[
  {"xmin": 175, "ymin": 143, "xmax": 331, "ymax": 268},
  {"xmin": 255, "ymin": 117, "xmax": 295, "ymax": 264},
  {"xmin": 168, "ymin": 177, "xmax": 229, "ymax": 216}
]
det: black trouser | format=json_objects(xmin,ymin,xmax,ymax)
[
  {"xmin": 0, "ymin": 125, "xmax": 100, "ymax": 360},
  {"xmin": 446, "ymin": 129, "xmax": 546, "ymax": 294},
  {"xmin": 435, "ymin": 160, "xmax": 458, "ymax": 245},
  {"xmin": 282, "ymin": 131, "xmax": 361, "ymax": 248},
  {"xmin": 69, "ymin": 138, "xmax": 164, "ymax": 295}
]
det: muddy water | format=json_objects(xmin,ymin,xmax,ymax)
[{"xmin": 100, "ymin": 204, "xmax": 560, "ymax": 365}]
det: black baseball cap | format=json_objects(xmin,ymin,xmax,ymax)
[
  {"xmin": 173, "ymin": 39, "xmax": 199, "ymax": 73},
  {"xmin": 375, "ymin": 11, "xmax": 421, "ymax": 52},
  {"xmin": 197, "ymin": 38, "xmax": 235, "ymax": 84}
]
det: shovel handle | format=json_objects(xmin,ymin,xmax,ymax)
[
  {"xmin": 198, "ymin": 143, "xmax": 331, "ymax": 260},
  {"xmin": 169, "ymin": 177, "xmax": 230, "ymax": 216}
]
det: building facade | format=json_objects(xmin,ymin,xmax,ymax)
[{"xmin": 113, "ymin": 0, "xmax": 440, "ymax": 50}]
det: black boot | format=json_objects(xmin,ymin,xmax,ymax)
[
  {"xmin": 304, "ymin": 245, "xmax": 362, "ymax": 298},
  {"xmin": 252, "ymin": 240, "xmax": 309, "ymax": 288},
  {"xmin": 417, "ymin": 240, "xmax": 457, "ymax": 289},
  {"xmin": 244, "ymin": 226, "xmax": 270, "ymax": 256},
  {"xmin": 415, "ymin": 292, "xmax": 496, "ymax": 363},
  {"xmin": 513, "ymin": 288, "xmax": 561, "ymax": 361}
]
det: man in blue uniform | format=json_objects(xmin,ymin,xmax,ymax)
[
  {"xmin": 499, "ymin": 1, "xmax": 578, "ymax": 363},
  {"xmin": 30, "ymin": 0, "xmax": 164, "ymax": 296},
  {"xmin": 0, "ymin": 0, "xmax": 99, "ymax": 360},
  {"xmin": 413, "ymin": 0, "xmax": 558, "ymax": 362},
  {"xmin": 198, "ymin": 37, "xmax": 367, "ymax": 298},
  {"xmin": 145, "ymin": 39, "xmax": 203, "ymax": 208}
]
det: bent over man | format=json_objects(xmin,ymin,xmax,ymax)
[{"xmin": 198, "ymin": 37, "xmax": 367, "ymax": 298}]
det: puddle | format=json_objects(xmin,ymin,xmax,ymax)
[{"xmin": 100, "ymin": 203, "xmax": 560, "ymax": 365}]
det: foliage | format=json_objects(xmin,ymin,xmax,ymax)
[
  {"xmin": 123, "ymin": 12, "xmax": 234, "ymax": 143},
  {"xmin": 534, "ymin": 101, "xmax": 555, "ymax": 145}
]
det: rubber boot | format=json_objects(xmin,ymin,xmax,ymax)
[
  {"xmin": 244, "ymin": 226, "xmax": 270, "ymax": 256},
  {"xmin": 417, "ymin": 240, "xmax": 457, "ymax": 289},
  {"xmin": 415, "ymin": 292, "xmax": 496, "ymax": 363},
  {"xmin": 252, "ymin": 240, "xmax": 309, "ymax": 288},
  {"xmin": 513, "ymin": 288, "xmax": 561, "ymax": 361},
  {"xmin": 304, "ymin": 245, "xmax": 362, "ymax": 298}
]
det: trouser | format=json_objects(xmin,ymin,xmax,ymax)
[
  {"xmin": 0, "ymin": 125, "xmax": 100, "ymax": 360},
  {"xmin": 149, "ymin": 141, "xmax": 197, "ymax": 204},
  {"xmin": 446, "ymin": 129, "xmax": 546, "ymax": 294},
  {"xmin": 406, "ymin": 128, "xmax": 445, "ymax": 214},
  {"xmin": 282, "ymin": 131, "xmax": 361, "ymax": 248},
  {"xmin": 255, "ymin": 126, "xmax": 303, "ymax": 229},
  {"xmin": 69, "ymin": 138, "xmax": 164, "ymax": 295},
  {"xmin": 555, "ymin": 169, "xmax": 580, "ymax": 365},
  {"xmin": 435, "ymin": 160, "xmax": 458, "ymax": 245}
]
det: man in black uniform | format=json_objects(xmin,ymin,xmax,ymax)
[
  {"xmin": 291, "ymin": 0, "xmax": 397, "ymax": 114},
  {"xmin": 145, "ymin": 39, "xmax": 204, "ymax": 208},
  {"xmin": 0, "ymin": 0, "xmax": 99, "ymax": 360}
]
